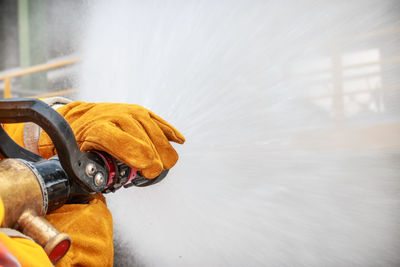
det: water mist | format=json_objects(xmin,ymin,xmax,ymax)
[{"xmin": 78, "ymin": 1, "xmax": 400, "ymax": 266}]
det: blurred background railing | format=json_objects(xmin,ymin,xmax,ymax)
[
  {"xmin": 0, "ymin": 57, "xmax": 79, "ymax": 99},
  {"xmin": 0, "ymin": 0, "xmax": 84, "ymax": 100}
]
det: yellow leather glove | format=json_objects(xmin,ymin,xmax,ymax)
[{"xmin": 39, "ymin": 102, "xmax": 185, "ymax": 178}]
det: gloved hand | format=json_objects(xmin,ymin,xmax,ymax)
[{"xmin": 38, "ymin": 102, "xmax": 185, "ymax": 178}]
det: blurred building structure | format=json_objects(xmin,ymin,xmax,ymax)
[
  {"xmin": 0, "ymin": 0, "xmax": 85, "ymax": 98},
  {"xmin": 289, "ymin": 26, "xmax": 400, "ymax": 151}
]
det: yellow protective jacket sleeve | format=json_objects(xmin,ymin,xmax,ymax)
[
  {"xmin": 46, "ymin": 194, "xmax": 113, "ymax": 267},
  {"xmin": 2, "ymin": 123, "xmax": 114, "ymax": 266}
]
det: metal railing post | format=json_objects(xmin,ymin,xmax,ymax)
[{"xmin": 3, "ymin": 78, "xmax": 11, "ymax": 99}]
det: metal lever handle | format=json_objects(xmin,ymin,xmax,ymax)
[{"xmin": 0, "ymin": 98, "xmax": 107, "ymax": 192}]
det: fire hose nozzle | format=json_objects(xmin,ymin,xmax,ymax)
[{"xmin": 0, "ymin": 159, "xmax": 70, "ymax": 263}]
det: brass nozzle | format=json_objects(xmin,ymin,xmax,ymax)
[{"xmin": 0, "ymin": 159, "xmax": 71, "ymax": 263}]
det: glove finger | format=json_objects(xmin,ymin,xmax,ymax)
[
  {"xmin": 103, "ymin": 119, "xmax": 164, "ymax": 178},
  {"xmin": 148, "ymin": 111, "xmax": 185, "ymax": 144},
  {"xmin": 135, "ymin": 116, "xmax": 180, "ymax": 170},
  {"xmin": 77, "ymin": 120, "xmax": 163, "ymax": 177},
  {"xmin": 141, "ymin": 162, "xmax": 164, "ymax": 179}
]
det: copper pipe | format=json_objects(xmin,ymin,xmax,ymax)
[{"xmin": 18, "ymin": 209, "xmax": 71, "ymax": 263}]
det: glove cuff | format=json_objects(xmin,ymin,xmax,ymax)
[{"xmin": 23, "ymin": 97, "xmax": 72, "ymax": 154}]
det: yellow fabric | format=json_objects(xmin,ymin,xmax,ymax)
[
  {"xmin": 0, "ymin": 234, "xmax": 53, "ymax": 267},
  {"xmin": 39, "ymin": 102, "xmax": 185, "ymax": 178},
  {"xmin": 2, "ymin": 123, "xmax": 25, "ymax": 148},
  {"xmin": 0, "ymin": 198, "xmax": 53, "ymax": 267},
  {"xmin": 45, "ymin": 194, "xmax": 113, "ymax": 267},
  {"xmin": 0, "ymin": 194, "xmax": 3, "ymax": 224}
]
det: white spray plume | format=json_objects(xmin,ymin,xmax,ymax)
[{"xmin": 78, "ymin": 1, "xmax": 400, "ymax": 266}]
